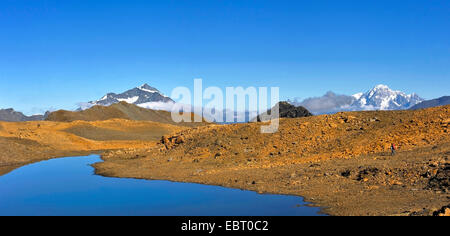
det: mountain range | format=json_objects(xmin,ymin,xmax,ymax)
[
  {"xmin": 0, "ymin": 109, "xmax": 49, "ymax": 122},
  {"xmin": 1, "ymin": 83, "xmax": 448, "ymax": 122},
  {"xmin": 290, "ymin": 84, "xmax": 425, "ymax": 114}
]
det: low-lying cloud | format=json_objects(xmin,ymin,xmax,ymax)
[{"xmin": 289, "ymin": 91, "xmax": 355, "ymax": 115}]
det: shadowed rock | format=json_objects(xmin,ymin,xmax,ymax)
[{"xmin": 256, "ymin": 102, "xmax": 313, "ymax": 122}]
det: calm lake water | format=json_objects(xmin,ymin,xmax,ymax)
[{"xmin": 0, "ymin": 155, "xmax": 321, "ymax": 216}]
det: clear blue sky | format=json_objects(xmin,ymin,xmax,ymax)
[{"xmin": 1, "ymin": 0, "xmax": 449, "ymax": 115}]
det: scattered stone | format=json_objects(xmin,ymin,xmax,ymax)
[
  {"xmin": 433, "ymin": 205, "xmax": 450, "ymax": 216},
  {"xmin": 175, "ymin": 136, "xmax": 185, "ymax": 144},
  {"xmin": 369, "ymin": 117, "xmax": 381, "ymax": 122},
  {"xmin": 341, "ymin": 170, "xmax": 352, "ymax": 178},
  {"xmin": 427, "ymin": 164, "xmax": 449, "ymax": 193},
  {"xmin": 357, "ymin": 167, "xmax": 380, "ymax": 181}
]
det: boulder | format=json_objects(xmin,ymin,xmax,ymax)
[{"xmin": 175, "ymin": 136, "xmax": 185, "ymax": 144}]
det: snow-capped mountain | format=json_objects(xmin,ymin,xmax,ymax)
[
  {"xmin": 352, "ymin": 84, "xmax": 424, "ymax": 111},
  {"xmin": 80, "ymin": 84, "xmax": 174, "ymax": 110},
  {"xmin": 290, "ymin": 84, "xmax": 424, "ymax": 114}
]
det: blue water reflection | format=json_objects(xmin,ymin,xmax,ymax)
[{"xmin": 0, "ymin": 155, "xmax": 320, "ymax": 216}]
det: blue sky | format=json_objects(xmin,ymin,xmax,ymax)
[{"xmin": 0, "ymin": 0, "xmax": 449, "ymax": 115}]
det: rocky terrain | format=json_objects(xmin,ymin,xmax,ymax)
[{"xmin": 95, "ymin": 105, "xmax": 450, "ymax": 216}]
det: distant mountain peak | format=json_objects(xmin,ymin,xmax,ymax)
[
  {"xmin": 373, "ymin": 84, "xmax": 390, "ymax": 90},
  {"xmin": 356, "ymin": 85, "xmax": 423, "ymax": 110},
  {"xmin": 138, "ymin": 84, "xmax": 160, "ymax": 93},
  {"xmin": 82, "ymin": 83, "xmax": 174, "ymax": 110},
  {"xmin": 367, "ymin": 85, "xmax": 397, "ymax": 98}
]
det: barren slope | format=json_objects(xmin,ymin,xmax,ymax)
[{"xmin": 46, "ymin": 101, "xmax": 207, "ymax": 127}]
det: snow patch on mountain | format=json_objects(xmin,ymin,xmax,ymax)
[
  {"xmin": 138, "ymin": 84, "xmax": 159, "ymax": 93},
  {"xmin": 117, "ymin": 96, "xmax": 139, "ymax": 104},
  {"xmin": 352, "ymin": 92, "xmax": 364, "ymax": 100}
]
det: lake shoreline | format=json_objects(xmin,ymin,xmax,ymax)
[
  {"xmin": 0, "ymin": 155, "xmax": 320, "ymax": 216},
  {"xmin": 91, "ymin": 158, "xmax": 327, "ymax": 216},
  {"xmin": 94, "ymin": 143, "xmax": 450, "ymax": 216},
  {"xmin": 0, "ymin": 149, "xmax": 102, "ymax": 176},
  {"xmin": 0, "ymin": 119, "xmax": 179, "ymax": 176}
]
